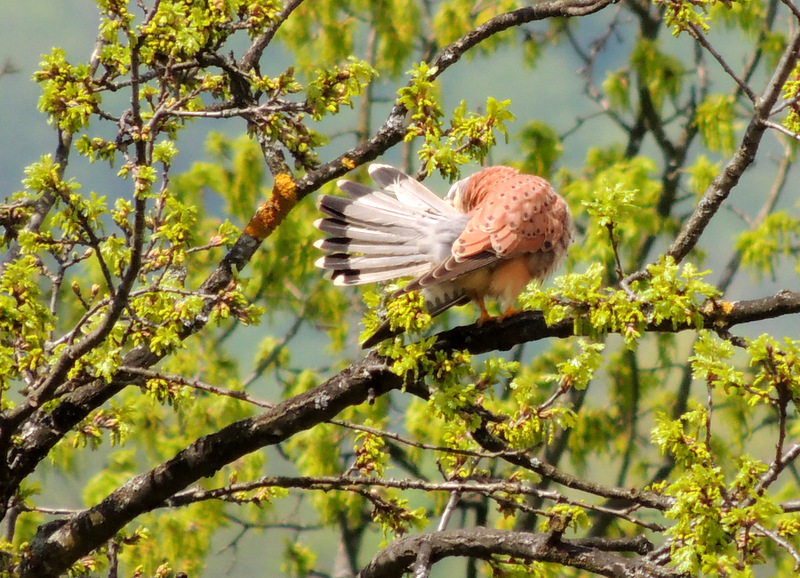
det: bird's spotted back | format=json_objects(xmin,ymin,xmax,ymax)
[{"xmin": 453, "ymin": 167, "xmax": 571, "ymax": 260}]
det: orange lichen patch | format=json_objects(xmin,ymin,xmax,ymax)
[
  {"xmin": 703, "ymin": 300, "xmax": 735, "ymax": 317},
  {"xmin": 243, "ymin": 174, "xmax": 297, "ymax": 241},
  {"xmin": 342, "ymin": 156, "xmax": 356, "ymax": 170}
]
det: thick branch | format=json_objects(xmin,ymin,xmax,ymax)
[
  {"xmin": 431, "ymin": 289, "xmax": 800, "ymax": 355},
  {"xmin": 19, "ymin": 354, "xmax": 403, "ymax": 578},
  {"xmin": 16, "ymin": 286, "xmax": 800, "ymax": 576},
  {"xmin": 28, "ymin": 274, "xmax": 790, "ymax": 573},
  {"xmin": 357, "ymin": 527, "xmax": 681, "ymax": 578}
]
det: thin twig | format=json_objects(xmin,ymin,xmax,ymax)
[
  {"xmin": 763, "ymin": 120, "xmax": 800, "ymax": 142},
  {"xmin": 688, "ymin": 22, "xmax": 757, "ymax": 103},
  {"xmin": 120, "ymin": 366, "xmax": 274, "ymax": 408},
  {"xmin": 754, "ymin": 522, "xmax": 800, "ymax": 570}
]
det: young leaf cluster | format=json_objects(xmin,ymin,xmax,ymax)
[{"xmin": 399, "ymin": 63, "xmax": 515, "ymax": 179}]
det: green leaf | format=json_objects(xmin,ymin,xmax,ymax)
[
  {"xmin": 736, "ymin": 212, "xmax": 800, "ymax": 280},
  {"xmin": 695, "ymin": 94, "xmax": 736, "ymax": 155},
  {"xmin": 518, "ymin": 120, "xmax": 563, "ymax": 178}
]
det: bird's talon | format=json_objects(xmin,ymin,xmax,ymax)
[
  {"xmin": 499, "ymin": 307, "xmax": 519, "ymax": 321},
  {"xmin": 477, "ymin": 313, "xmax": 494, "ymax": 327}
]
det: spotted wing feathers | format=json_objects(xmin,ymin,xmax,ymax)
[
  {"xmin": 402, "ymin": 167, "xmax": 572, "ymax": 292},
  {"xmin": 453, "ymin": 167, "xmax": 569, "ymax": 261}
]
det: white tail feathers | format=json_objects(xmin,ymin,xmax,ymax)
[
  {"xmin": 368, "ymin": 165, "xmax": 460, "ymax": 216},
  {"xmin": 314, "ymin": 164, "xmax": 475, "ymax": 343},
  {"xmin": 314, "ymin": 165, "xmax": 468, "ymax": 290}
]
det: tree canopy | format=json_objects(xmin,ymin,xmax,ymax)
[{"xmin": 2, "ymin": 0, "xmax": 800, "ymax": 576}]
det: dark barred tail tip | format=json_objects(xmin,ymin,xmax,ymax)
[{"xmin": 330, "ymin": 269, "xmax": 360, "ymax": 284}]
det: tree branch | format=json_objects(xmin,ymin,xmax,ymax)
[
  {"xmin": 625, "ymin": 27, "xmax": 800, "ymax": 284},
  {"xmin": 19, "ymin": 354, "xmax": 404, "ymax": 578},
  {"xmin": 357, "ymin": 527, "xmax": 681, "ymax": 578},
  {"xmin": 688, "ymin": 22, "xmax": 757, "ymax": 102},
  {"xmin": 33, "ymin": 270, "xmax": 796, "ymax": 574},
  {"xmin": 291, "ymin": 0, "xmax": 615, "ymax": 202},
  {"xmin": 238, "ymin": 0, "xmax": 306, "ymax": 72},
  {"xmin": 430, "ymin": 289, "xmax": 800, "ymax": 355},
  {"xmin": 0, "ymin": 129, "xmax": 72, "ymax": 274}
]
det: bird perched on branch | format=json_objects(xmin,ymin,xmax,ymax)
[{"xmin": 314, "ymin": 164, "xmax": 573, "ymax": 347}]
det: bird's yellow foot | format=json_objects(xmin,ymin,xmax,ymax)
[
  {"xmin": 476, "ymin": 299, "xmax": 494, "ymax": 326},
  {"xmin": 498, "ymin": 306, "xmax": 519, "ymax": 321}
]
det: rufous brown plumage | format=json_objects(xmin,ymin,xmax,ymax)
[{"xmin": 314, "ymin": 164, "xmax": 573, "ymax": 346}]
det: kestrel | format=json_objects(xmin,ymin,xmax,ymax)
[{"xmin": 314, "ymin": 164, "xmax": 573, "ymax": 346}]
